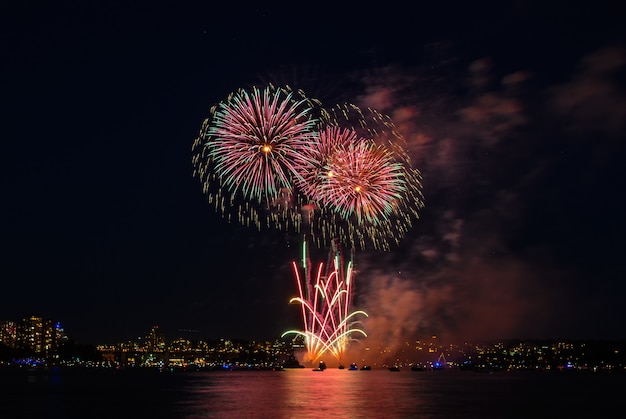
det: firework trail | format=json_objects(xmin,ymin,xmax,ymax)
[{"xmin": 282, "ymin": 239, "xmax": 368, "ymax": 365}]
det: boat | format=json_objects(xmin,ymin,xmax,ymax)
[
  {"xmin": 360, "ymin": 365, "xmax": 372, "ymax": 370},
  {"xmin": 348, "ymin": 363, "xmax": 358, "ymax": 370},
  {"xmin": 313, "ymin": 361, "xmax": 327, "ymax": 371},
  {"xmin": 388, "ymin": 366, "xmax": 400, "ymax": 372}
]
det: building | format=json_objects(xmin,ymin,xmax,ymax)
[
  {"xmin": 2, "ymin": 315, "xmax": 68, "ymax": 358},
  {"xmin": 0, "ymin": 321, "xmax": 17, "ymax": 348}
]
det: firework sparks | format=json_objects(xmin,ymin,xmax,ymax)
[
  {"xmin": 205, "ymin": 84, "xmax": 318, "ymax": 203},
  {"xmin": 324, "ymin": 103, "xmax": 409, "ymax": 155},
  {"xmin": 317, "ymin": 131, "xmax": 406, "ymax": 224},
  {"xmin": 294, "ymin": 112, "xmax": 424, "ymax": 251},
  {"xmin": 282, "ymin": 239, "xmax": 368, "ymax": 365},
  {"xmin": 322, "ymin": 104, "xmax": 424, "ymax": 250},
  {"xmin": 192, "ymin": 84, "xmax": 321, "ymax": 231}
]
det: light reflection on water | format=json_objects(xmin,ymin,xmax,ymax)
[
  {"xmin": 1, "ymin": 367, "xmax": 623, "ymax": 418},
  {"xmin": 179, "ymin": 369, "xmax": 432, "ymax": 418},
  {"xmin": 178, "ymin": 368, "xmax": 428, "ymax": 418},
  {"xmin": 172, "ymin": 368, "xmax": 623, "ymax": 419}
]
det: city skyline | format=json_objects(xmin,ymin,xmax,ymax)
[
  {"xmin": 1, "ymin": 1, "xmax": 625, "ymax": 346},
  {"xmin": 4, "ymin": 312, "xmax": 626, "ymax": 351},
  {"xmin": 3, "ymin": 313, "xmax": 625, "ymax": 374}
]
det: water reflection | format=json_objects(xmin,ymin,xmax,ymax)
[
  {"xmin": 2, "ymin": 368, "xmax": 623, "ymax": 418},
  {"xmin": 174, "ymin": 368, "xmax": 626, "ymax": 418},
  {"xmin": 177, "ymin": 368, "xmax": 429, "ymax": 418}
]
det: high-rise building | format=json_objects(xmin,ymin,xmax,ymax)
[
  {"xmin": 145, "ymin": 325, "xmax": 166, "ymax": 352},
  {"xmin": 14, "ymin": 315, "xmax": 67, "ymax": 357},
  {"xmin": 17, "ymin": 315, "xmax": 45, "ymax": 354},
  {"xmin": 44, "ymin": 319, "xmax": 67, "ymax": 357},
  {"xmin": 0, "ymin": 320, "xmax": 17, "ymax": 348}
]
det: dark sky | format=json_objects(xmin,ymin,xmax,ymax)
[{"xmin": 1, "ymin": 1, "xmax": 625, "ymax": 346}]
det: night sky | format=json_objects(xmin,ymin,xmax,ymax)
[{"xmin": 1, "ymin": 1, "xmax": 625, "ymax": 346}]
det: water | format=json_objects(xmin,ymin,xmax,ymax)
[{"xmin": 1, "ymin": 367, "xmax": 622, "ymax": 418}]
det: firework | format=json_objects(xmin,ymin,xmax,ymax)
[
  {"xmin": 327, "ymin": 104, "xmax": 424, "ymax": 250},
  {"xmin": 294, "ymin": 110, "xmax": 424, "ymax": 251},
  {"xmin": 192, "ymin": 84, "xmax": 322, "ymax": 230},
  {"xmin": 313, "ymin": 129, "xmax": 406, "ymax": 224},
  {"xmin": 282, "ymin": 239, "xmax": 367, "ymax": 365}
]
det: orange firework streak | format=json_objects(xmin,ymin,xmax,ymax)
[{"xmin": 282, "ymin": 238, "xmax": 368, "ymax": 365}]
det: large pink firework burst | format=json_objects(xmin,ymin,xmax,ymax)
[
  {"xmin": 192, "ymin": 84, "xmax": 322, "ymax": 231},
  {"xmin": 193, "ymin": 84, "xmax": 319, "ymax": 204}
]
